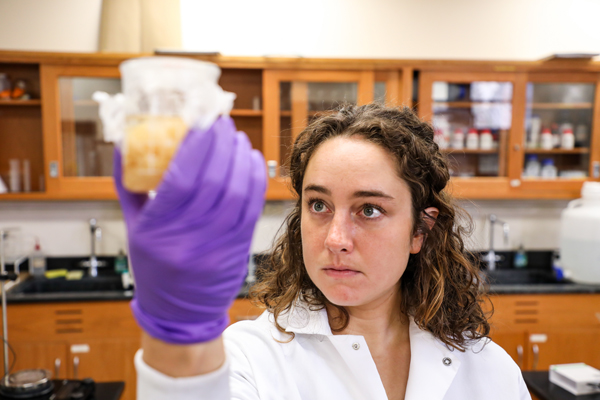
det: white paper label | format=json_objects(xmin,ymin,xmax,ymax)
[{"xmin": 70, "ymin": 344, "xmax": 90, "ymax": 354}]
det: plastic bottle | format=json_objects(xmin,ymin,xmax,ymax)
[
  {"xmin": 479, "ymin": 129, "xmax": 493, "ymax": 150},
  {"xmin": 523, "ymin": 155, "xmax": 541, "ymax": 178},
  {"xmin": 560, "ymin": 182, "xmax": 600, "ymax": 284},
  {"xmin": 115, "ymin": 249, "xmax": 128, "ymax": 274},
  {"xmin": 551, "ymin": 123, "xmax": 561, "ymax": 148},
  {"xmin": 466, "ymin": 129, "xmax": 479, "ymax": 149},
  {"xmin": 540, "ymin": 128, "xmax": 553, "ymax": 150},
  {"xmin": 29, "ymin": 238, "xmax": 46, "ymax": 277},
  {"xmin": 561, "ymin": 128, "xmax": 575, "ymax": 150},
  {"xmin": 540, "ymin": 158, "xmax": 557, "ymax": 179},
  {"xmin": 451, "ymin": 128, "xmax": 464, "ymax": 149},
  {"xmin": 514, "ymin": 245, "xmax": 528, "ymax": 268}
]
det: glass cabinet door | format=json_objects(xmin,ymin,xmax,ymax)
[
  {"xmin": 42, "ymin": 65, "xmax": 121, "ymax": 199},
  {"xmin": 59, "ymin": 77, "xmax": 121, "ymax": 178},
  {"xmin": 523, "ymin": 80, "xmax": 597, "ymax": 180},
  {"xmin": 424, "ymin": 79, "xmax": 514, "ymax": 178},
  {"xmin": 264, "ymin": 70, "xmax": 376, "ymax": 199}
]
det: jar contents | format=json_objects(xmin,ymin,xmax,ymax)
[{"xmin": 123, "ymin": 115, "xmax": 188, "ymax": 193}]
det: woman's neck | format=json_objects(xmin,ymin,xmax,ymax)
[{"xmin": 326, "ymin": 289, "xmax": 409, "ymax": 344}]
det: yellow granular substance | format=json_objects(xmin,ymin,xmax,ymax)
[{"xmin": 123, "ymin": 115, "xmax": 188, "ymax": 193}]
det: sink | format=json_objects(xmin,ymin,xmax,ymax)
[
  {"xmin": 9, "ymin": 275, "xmax": 125, "ymax": 294},
  {"xmin": 482, "ymin": 269, "xmax": 570, "ymax": 285}
]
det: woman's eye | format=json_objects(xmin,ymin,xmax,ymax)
[
  {"xmin": 362, "ymin": 205, "xmax": 382, "ymax": 218},
  {"xmin": 311, "ymin": 201, "xmax": 327, "ymax": 213}
]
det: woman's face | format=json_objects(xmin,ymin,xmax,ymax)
[{"xmin": 301, "ymin": 136, "xmax": 426, "ymax": 309}]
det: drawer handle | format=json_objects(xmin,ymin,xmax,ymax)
[
  {"xmin": 54, "ymin": 358, "xmax": 61, "ymax": 379},
  {"xmin": 73, "ymin": 356, "xmax": 79, "ymax": 380},
  {"xmin": 516, "ymin": 345, "xmax": 523, "ymax": 369},
  {"xmin": 532, "ymin": 344, "xmax": 539, "ymax": 370}
]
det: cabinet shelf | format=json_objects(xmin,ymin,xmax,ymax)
[
  {"xmin": 433, "ymin": 101, "xmax": 511, "ymax": 108},
  {"xmin": 524, "ymin": 148, "xmax": 589, "ymax": 154},
  {"xmin": 441, "ymin": 148, "xmax": 498, "ymax": 154},
  {"xmin": 529, "ymin": 103, "xmax": 593, "ymax": 109},
  {"xmin": 0, "ymin": 99, "xmax": 41, "ymax": 106},
  {"xmin": 230, "ymin": 109, "xmax": 262, "ymax": 117}
]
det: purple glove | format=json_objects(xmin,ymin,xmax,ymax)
[{"xmin": 114, "ymin": 117, "xmax": 266, "ymax": 344}]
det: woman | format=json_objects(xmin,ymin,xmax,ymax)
[{"xmin": 115, "ymin": 104, "xmax": 531, "ymax": 399}]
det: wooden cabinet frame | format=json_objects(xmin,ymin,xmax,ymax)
[
  {"xmin": 263, "ymin": 68, "xmax": 411, "ymax": 199},
  {"xmin": 40, "ymin": 65, "xmax": 120, "ymax": 200}
]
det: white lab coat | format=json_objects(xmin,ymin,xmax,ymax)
[{"xmin": 136, "ymin": 302, "xmax": 531, "ymax": 400}]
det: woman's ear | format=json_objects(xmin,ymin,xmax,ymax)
[{"xmin": 410, "ymin": 207, "xmax": 439, "ymax": 254}]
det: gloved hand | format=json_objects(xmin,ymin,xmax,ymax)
[{"xmin": 114, "ymin": 116, "xmax": 266, "ymax": 344}]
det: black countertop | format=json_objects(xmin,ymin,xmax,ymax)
[{"xmin": 523, "ymin": 371, "xmax": 600, "ymax": 400}]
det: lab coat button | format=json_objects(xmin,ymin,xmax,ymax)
[
  {"xmin": 352, "ymin": 342, "xmax": 360, "ymax": 350},
  {"xmin": 442, "ymin": 357, "xmax": 452, "ymax": 366}
]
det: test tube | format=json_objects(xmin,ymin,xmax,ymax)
[{"xmin": 8, "ymin": 159, "xmax": 20, "ymax": 192}]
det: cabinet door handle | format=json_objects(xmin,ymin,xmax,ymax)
[
  {"xmin": 532, "ymin": 344, "xmax": 539, "ymax": 370},
  {"xmin": 54, "ymin": 358, "xmax": 61, "ymax": 379},
  {"xmin": 73, "ymin": 356, "xmax": 79, "ymax": 380},
  {"xmin": 516, "ymin": 345, "xmax": 523, "ymax": 369}
]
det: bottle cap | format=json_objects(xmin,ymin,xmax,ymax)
[
  {"xmin": 542, "ymin": 128, "xmax": 551, "ymax": 134},
  {"xmin": 563, "ymin": 128, "xmax": 573, "ymax": 135},
  {"xmin": 526, "ymin": 154, "xmax": 539, "ymax": 161},
  {"xmin": 454, "ymin": 128, "xmax": 463, "ymax": 134},
  {"xmin": 468, "ymin": 128, "xmax": 478, "ymax": 134},
  {"xmin": 542, "ymin": 158, "xmax": 554, "ymax": 166}
]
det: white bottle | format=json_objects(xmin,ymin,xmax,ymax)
[
  {"xmin": 452, "ymin": 128, "xmax": 464, "ymax": 149},
  {"xmin": 434, "ymin": 128, "xmax": 449, "ymax": 150},
  {"xmin": 466, "ymin": 129, "xmax": 479, "ymax": 150},
  {"xmin": 479, "ymin": 129, "xmax": 493, "ymax": 150},
  {"xmin": 524, "ymin": 155, "xmax": 541, "ymax": 178},
  {"xmin": 541, "ymin": 158, "xmax": 558, "ymax": 179},
  {"xmin": 561, "ymin": 128, "xmax": 575, "ymax": 150},
  {"xmin": 528, "ymin": 116, "xmax": 542, "ymax": 149},
  {"xmin": 540, "ymin": 128, "xmax": 553, "ymax": 150}
]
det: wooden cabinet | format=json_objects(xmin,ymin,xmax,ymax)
[
  {"xmin": 6, "ymin": 300, "xmax": 141, "ymax": 400},
  {"xmin": 1, "ymin": 51, "xmax": 599, "ymax": 201},
  {"xmin": 487, "ymin": 294, "xmax": 600, "ymax": 370},
  {"xmin": 418, "ymin": 68, "xmax": 600, "ymax": 199},
  {"xmin": 3, "ymin": 298, "xmax": 261, "ymax": 400},
  {"xmin": 263, "ymin": 69, "xmax": 411, "ymax": 199}
]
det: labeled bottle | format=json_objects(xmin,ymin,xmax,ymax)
[
  {"xmin": 561, "ymin": 128, "xmax": 575, "ymax": 150},
  {"xmin": 541, "ymin": 158, "xmax": 558, "ymax": 179},
  {"xmin": 514, "ymin": 245, "xmax": 528, "ymax": 268},
  {"xmin": 540, "ymin": 128, "xmax": 553, "ymax": 150},
  {"xmin": 115, "ymin": 249, "xmax": 128, "ymax": 274},
  {"xmin": 479, "ymin": 129, "xmax": 493, "ymax": 150},
  {"xmin": 29, "ymin": 238, "xmax": 46, "ymax": 277},
  {"xmin": 466, "ymin": 128, "xmax": 479, "ymax": 149},
  {"xmin": 451, "ymin": 128, "xmax": 464, "ymax": 149}
]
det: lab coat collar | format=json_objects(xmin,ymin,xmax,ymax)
[
  {"xmin": 280, "ymin": 302, "xmax": 461, "ymax": 400},
  {"xmin": 404, "ymin": 321, "xmax": 462, "ymax": 400}
]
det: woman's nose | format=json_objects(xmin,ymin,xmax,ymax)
[{"xmin": 324, "ymin": 213, "xmax": 354, "ymax": 253}]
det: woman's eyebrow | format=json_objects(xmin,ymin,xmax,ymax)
[{"xmin": 303, "ymin": 185, "xmax": 394, "ymax": 200}]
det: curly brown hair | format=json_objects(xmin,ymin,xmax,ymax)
[{"xmin": 250, "ymin": 103, "xmax": 490, "ymax": 351}]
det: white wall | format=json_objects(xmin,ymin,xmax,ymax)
[
  {"xmin": 0, "ymin": 0, "xmax": 102, "ymax": 52},
  {"xmin": 182, "ymin": 0, "xmax": 600, "ymax": 60},
  {"xmin": 0, "ymin": 0, "xmax": 591, "ymax": 259}
]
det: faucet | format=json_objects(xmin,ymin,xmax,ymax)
[
  {"xmin": 79, "ymin": 219, "xmax": 106, "ymax": 277},
  {"xmin": 481, "ymin": 214, "xmax": 509, "ymax": 271}
]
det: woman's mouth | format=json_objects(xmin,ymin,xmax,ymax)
[{"xmin": 323, "ymin": 266, "xmax": 361, "ymax": 278}]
